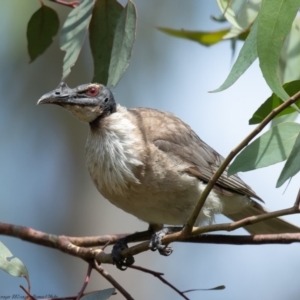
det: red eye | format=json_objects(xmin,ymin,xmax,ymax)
[{"xmin": 86, "ymin": 87, "xmax": 99, "ymax": 97}]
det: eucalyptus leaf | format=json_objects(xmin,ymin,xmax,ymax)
[
  {"xmin": 81, "ymin": 288, "xmax": 115, "ymax": 300},
  {"xmin": 211, "ymin": 18, "xmax": 258, "ymax": 92},
  {"xmin": 249, "ymin": 80, "xmax": 300, "ymax": 124},
  {"xmin": 157, "ymin": 27, "xmax": 230, "ymax": 46},
  {"xmin": 276, "ymin": 131, "xmax": 300, "ymax": 187},
  {"xmin": 257, "ymin": 0, "xmax": 300, "ymax": 101},
  {"xmin": 216, "ymin": 0, "xmax": 260, "ymax": 30},
  {"xmin": 27, "ymin": 4, "xmax": 59, "ymax": 62},
  {"xmin": 228, "ymin": 122, "xmax": 300, "ymax": 175},
  {"xmin": 223, "ymin": 25, "xmax": 245, "ymax": 40},
  {"xmin": 184, "ymin": 285, "xmax": 226, "ymax": 293},
  {"xmin": 60, "ymin": 0, "xmax": 94, "ymax": 79},
  {"xmin": 89, "ymin": 0, "xmax": 123, "ymax": 85},
  {"xmin": 107, "ymin": 0, "xmax": 137, "ymax": 87},
  {"xmin": 0, "ymin": 241, "xmax": 29, "ymax": 280},
  {"xmin": 279, "ymin": 17, "xmax": 300, "ymax": 84}
]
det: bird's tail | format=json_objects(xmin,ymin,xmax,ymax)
[{"xmin": 225, "ymin": 201, "xmax": 300, "ymax": 234}]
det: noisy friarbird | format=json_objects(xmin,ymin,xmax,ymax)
[{"xmin": 38, "ymin": 82, "xmax": 299, "ymax": 269}]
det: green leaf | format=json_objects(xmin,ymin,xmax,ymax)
[
  {"xmin": 0, "ymin": 241, "xmax": 29, "ymax": 279},
  {"xmin": 211, "ymin": 18, "xmax": 258, "ymax": 93},
  {"xmin": 228, "ymin": 122, "xmax": 300, "ymax": 175},
  {"xmin": 107, "ymin": 0, "xmax": 137, "ymax": 87},
  {"xmin": 279, "ymin": 17, "xmax": 300, "ymax": 83},
  {"xmin": 257, "ymin": 0, "xmax": 300, "ymax": 101},
  {"xmin": 81, "ymin": 288, "xmax": 115, "ymax": 300},
  {"xmin": 27, "ymin": 4, "xmax": 59, "ymax": 62},
  {"xmin": 89, "ymin": 0, "xmax": 123, "ymax": 85},
  {"xmin": 184, "ymin": 285, "xmax": 226, "ymax": 293},
  {"xmin": 249, "ymin": 80, "xmax": 300, "ymax": 124},
  {"xmin": 157, "ymin": 27, "xmax": 230, "ymax": 46},
  {"xmin": 223, "ymin": 25, "xmax": 246, "ymax": 40},
  {"xmin": 217, "ymin": 0, "xmax": 260, "ymax": 30},
  {"xmin": 60, "ymin": 0, "xmax": 94, "ymax": 80},
  {"xmin": 277, "ymin": 131, "xmax": 300, "ymax": 187}
]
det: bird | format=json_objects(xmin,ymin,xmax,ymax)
[{"xmin": 38, "ymin": 82, "xmax": 299, "ymax": 269}]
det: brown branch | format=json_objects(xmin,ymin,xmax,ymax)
[
  {"xmin": 1, "ymin": 203, "xmax": 300, "ymax": 266},
  {"xmin": 69, "ymin": 233, "xmax": 131, "ymax": 247},
  {"xmin": 181, "ymin": 233, "xmax": 300, "ymax": 245},
  {"xmin": 48, "ymin": 0, "xmax": 79, "ymax": 8},
  {"xmin": 93, "ymin": 261, "xmax": 134, "ymax": 300},
  {"xmin": 129, "ymin": 265, "xmax": 189, "ymax": 300},
  {"xmin": 1, "ymin": 198, "xmax": 300, "ymax": 268},
  {"xmin": 192, "ymin": 205, "xmax": 300, "ymax": 234},
  {"xmin": 76, "ymin": 264, "xmax": 93, "ymax": 300},
  {"xmin": 162, "ymin": 205, "xmax": 300, "ymax": 246},
  {"xmin": 20, "ymin": 286, "xmax": 36, "ymax": 300},
  {"xmin": 0, "ymin": 222, "xmax": 98, "ymax": 260},
  {"xmin": 114, "ymin": 204, "xmax": 300, "ymax": 260},
  {"xmin": 184, "ymin": 90, "xmax": 300, "ymax": 234}
]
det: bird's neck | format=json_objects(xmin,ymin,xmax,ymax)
[{"xmin": 86, "ymin": 106, "xmax": 144, "ymax": 194}]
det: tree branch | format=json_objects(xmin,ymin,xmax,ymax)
[
  {"xmin": 76, "ymin": 264, "xmax": 93, "ymax": 300},
  {"xmin": 0, "ymin": 222, "xmax": 98, "ymax": 260},
  {"xmin": 93, "ymin": 261, "xmax": 134, "ymax": 300},
  {"xmin": 184, "ymin": 90, "xmax": 300, "ymax": 234},
  {"xmin": 129, "ymin": 265, "xmax": 189, "ymax": 299},
  {"xmin": 1, "ymin": 201, "xmax": 300, "ymax": 265},
  {"xmin": 48, "ymin": 0, "xmax": 79, "ymax": 8},
  {"xmin": 181, "ymin": 233, "xmax": 300, "ymax": 245}
]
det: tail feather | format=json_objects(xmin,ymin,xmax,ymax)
[{"xmin": 225, "ymin": 201, "xmax": 300, "ymax": 235}]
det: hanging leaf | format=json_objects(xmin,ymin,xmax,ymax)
[
  {"xmin": 257, "ymin": 0, "xmax": 300, "ymax": 101},
  {"xmin": 216, "ymin": 0, "xmax": 260, "ymax": 30},
  {"xmin": 0, "ymin": 240, "xmax": 30, "ymax": 288},
  {"xmin": 27, "ymin": 4, "xmax": 59, "ymax": 62},
  {"xmin": 249, "ymin": 80, "xmax": 300, "ymax": 124},
  {"xmin": 211, "ymin": 18, "xmax": 258, "ymax": 92},
  {"xmin": 276, "ymin": 132, "xmax": 300, "ymax": 187},
  {"xmin": 107, "ymin": 0, "xmax": 137, "ymax": 87},
  {"xmin": 89, "ymin": 0, "xmax": 123, "ymax": 85},
  {"xmin": 279, "ymin": 17, "xmax": 300, "ymax": 84},
  {"xmin": 157, "ymin": 27, "xmax": 230, "ymax": 46},
  {"xmin": 228, "ymin": 122, "xmax": 300, "ymax": 175},
  {"xmin": 60, "ymin": 0, "xmax": 94, "ymax": 79},
  {"xmin": 81, "ymin": 288, "xmax": 115, "ymax": 300}
]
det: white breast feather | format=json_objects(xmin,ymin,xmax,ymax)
[{"xmin": 86, "ymin": 106, "xmax": 143, "ymax": 194}]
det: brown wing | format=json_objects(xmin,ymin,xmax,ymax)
[{"xmin": 129, "ymin": 107, "xmax": 262, "ymax": 201}]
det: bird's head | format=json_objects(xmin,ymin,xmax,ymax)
[{"xmin": 37, "ymin": 82, "xmax": 116, "ymax": 123}]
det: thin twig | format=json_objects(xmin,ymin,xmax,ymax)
[
  {"xmin": 183, "ymin": 90, "xmax": 300, "ymax": 234},
  {"xmin": 93, "ymin": 260, "xmax": 134, "ymax": 300},
  {"xmin": 76, "ymin": 264, "xmax": 93, "ymax": 300},
  {"xmin": 181, "ymin": 233, "xmax": 300, "ymax": 245},
  {"xmin": 20, "ymin": 286, "xmax": 36, "ymax": 300},
  {"xmin": 163, "ymin": 205, "xmax": 300, "ymax": 245},
  {"xmin": 48, "ymin": 0, "xmax": 79, "ymax": 8},
  {"xmin": 194, "ymin": 206, "xmax": 300, "ymax": 234},
  {"xmin": 129, "ymin": 265, "xmax": 189, "ymax": 300}
]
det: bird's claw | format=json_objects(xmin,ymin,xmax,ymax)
[
  {"xmin": 112, "ymin": 237, "xmax": 135, "ymax": 271},
  {"xmin": 149, "ymin": 228, "xmax": 173, "ymax": 256}
]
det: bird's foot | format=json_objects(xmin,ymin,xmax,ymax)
[
  {"xmin": 111, "ymin": 237, "xmax": 135, "ymax": 271},
  {"xmin": 149, "ymin": 227, "xmax": 173, "ymax": 256}
]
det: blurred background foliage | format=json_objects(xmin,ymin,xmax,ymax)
[{"xmin": 1, "ymin": 1, "xmax": 300, "ymax": 299}]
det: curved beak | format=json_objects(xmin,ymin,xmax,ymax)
[{"xmin": 37, "ymin": 82, "xmax": 73, "ymax": 105}]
